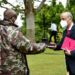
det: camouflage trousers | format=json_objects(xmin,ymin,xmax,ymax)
[{"xmin": 0, "ymin": 67, "xmax": 29, "ymax": 75}]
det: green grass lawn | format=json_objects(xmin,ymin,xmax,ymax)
[{"xmin": 27, "ymin": 48, "xmax": 66, "ymax": 75}]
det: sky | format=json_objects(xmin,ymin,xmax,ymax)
[
  {"xmin": 34, "ymin": 0, "xmax": 67, "ymax": 8},
  {"xmin": 0, "ymin": 0, "xmax": 67, "ymax": 27}
]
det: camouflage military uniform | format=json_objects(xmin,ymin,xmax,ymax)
[{"xmin": 0, "ymin": 20, "xmax": 45, "ymax": 75}]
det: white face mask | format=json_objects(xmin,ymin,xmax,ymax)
[
  {"xmin": 14, "ymin": 19, "xmax": 18, "ymax": 25},
  {"xmin": 60, "ymin": 20, "xmax": 67, "ymax": 29}
]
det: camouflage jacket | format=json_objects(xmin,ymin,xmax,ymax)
[{"xmin": 0, "ymin": 20, "xmax": 45, "ymax": 75}]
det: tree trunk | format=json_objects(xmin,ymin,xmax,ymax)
[
  {"xmin": 24, "ymin": 0, "xmax": 35, "ymax": 42},
  {"xmin": 26, "ymin": 11, "xmax": 35, "ymax": 42}
]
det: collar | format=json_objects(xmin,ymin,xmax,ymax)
[
  {"xmin": 68, "ymin": 22, "xmax": 74, "ymax": 30},
  {"xmin": 0, "ymin": 20, "xmax": 18, "ymax": 27}
]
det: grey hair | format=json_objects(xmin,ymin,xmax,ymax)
[{"xmin": 61, "ymin": 12, "xmax": 73, "ymax": 20}]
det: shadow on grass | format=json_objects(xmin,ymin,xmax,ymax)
[{"xmin": 44, "ymin": 52, "xmax": 64, "ymax": 55}]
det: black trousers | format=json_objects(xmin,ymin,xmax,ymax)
[
  {"xmin": 49, "ymin": 31, "xmax": 57, "ymax": 43},
  {"xmin": 65, "ymin": 55, "xmax": 75, "ymax": 75}
]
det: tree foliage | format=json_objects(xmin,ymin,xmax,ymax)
[
  {"xmin": 1, "ymin": 0, "xmax": 75, "ymax": 42},
  {"xmin": 66, "ymin": 0, "xmax": 75, "ymax": 22},
  {"xmin": 34, "ymin": 1, "xmax": 64, "ymax": 42}
]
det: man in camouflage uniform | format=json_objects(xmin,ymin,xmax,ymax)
[{"xmin": 0, "ymin": 9, "xmax": 46, "ymax": 75}]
